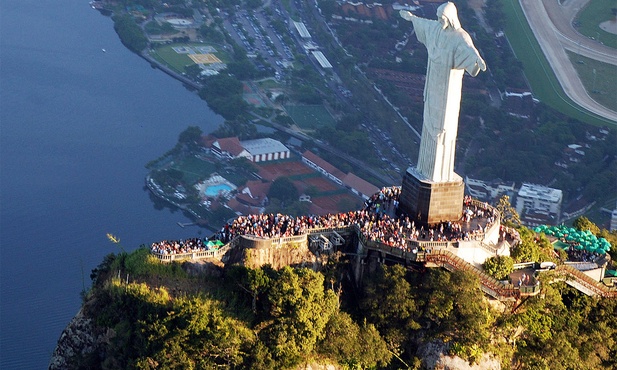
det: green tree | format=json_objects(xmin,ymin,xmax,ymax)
[
  {"xmin": 421, "ymin": 270, "xmax": 491, "ymax": 348},
  {"xmin": 318, "ymin": 312, "xmax": 391, "ymax": 368},
  {"xmin": 573, "ymin": 216, "xmax": 600, "ymax": 235},
  {"xmin": 262, "ymin": 267, "xmax": 337, "ymax": 367},
  {"xmin": 112, "ymin": 14, "xmax": 148, "ymax": 53},
  {"xmin": 177, "ymin": 126, "xmax": 203, "ymax": 149},
  {"xmin": 135, "ymin": 295, "xmax": 254, "ymax": 369},
  {"xmin": 268, "ymin": 177, "xmax": 299, "ymax": 206},
  {"xmin": 496, "ymin": 195, "xmax": 521, "ymax": 226},
  {"xmin": 483, "ymin": 255, "xmax": 514, "ymax": 280},
  {"xmin": 228, "ymin": 266, "xmax": 271, "ymax": 314},
  {"xmin": 361, "ymin": 265, "xmax": 421, "ymax": 353},
  {"xmin": 511, "ymin": 228, "xmax": 541, "ymax": 263}
]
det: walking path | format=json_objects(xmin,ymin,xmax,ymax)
[{"xmin": 519, "ymin": 0, "xmax": 617, "ymax": 123}]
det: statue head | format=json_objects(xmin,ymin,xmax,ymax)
[{"xmin": 437, "ymin": 2, "xmax": 461, "ymax": 30}]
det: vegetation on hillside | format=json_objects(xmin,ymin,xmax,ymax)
[
  {"xmin": 112, "ymin": 14, "xmax": 148, "ymax": 52},
  {"xmin": 75, "ymin": 226, "xmax": 617, "ymax": 370},
  {"xmin": 79, "ymin": 249, "xmax": 392, "ymax": 369}
]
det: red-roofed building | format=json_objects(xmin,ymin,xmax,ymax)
[
  {"xmin": 227, "ymin": 180, "xmax": 271, "ymax": 215},
  {"xmin": 237, "ymin": 180, "xmax": 270, "ymax": 205},
  {"xmin": 301, "ymin": 150, "xmax": 345, "ymax": 186},
  {"xmin": 343, "ymin": 173, "xmax": 379, "ymax": 200},
  {"xmin": 226, "ymin": 198, "xmax": 251, "ymax": 216},
  {"xmin": 373, "ymin": 5, "xmax": 388, "ymax": 20},
  {"xmin": 200, "ymin": 135, "xmax": 217, "ymax": 149},
  {"xmin": 356, "ymin": 3, "xmax": 370, "ymax": 17},
  {"xmin": 211, "ymin": 137, "xmax": 250, "ymax": 160}
]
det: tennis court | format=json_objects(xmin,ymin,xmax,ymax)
[{"xmin": 188, "ymin": 53, "xmax": 222, "ymax": 64}]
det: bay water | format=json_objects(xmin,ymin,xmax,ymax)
[{"xmin": 0, "ymin": 1, "xmax": 223, "ymax": 368}]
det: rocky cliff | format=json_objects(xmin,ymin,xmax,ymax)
[{"xmin": 49, "ymin": 307, "xmax": 105, "ymax": 369}]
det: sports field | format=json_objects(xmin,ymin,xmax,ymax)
[
  {"xmin": 500, "ymin": 0, "xmax": 612, "ymax": 126},
  {"xmin": 171, "ymin": 156, "xmax": 217, "ymax": 185},
  {"xmin": 150, "ymin": 43, "xmax": 228, "ymax": 74},
  {"xmin": 302, "ymin": 176, "xmax": 339, "ymax": 193},
  {"xmin": 567, "ymin": 51, "xmax": 617, "ymax": 112},
  {"xmin": 188, "ymin": 53, "xmax": 222, "ymax": 64},
  {"xmin": 257, "ymin": 160, "xmax": 314, "ymax": 181},
  {"xmin": 575, "ymin": 0, "xmax": 617, "ymax": 50},
  {"xmin": 284, "ymin": 104, "xmax": 336, "ymax": 130}
]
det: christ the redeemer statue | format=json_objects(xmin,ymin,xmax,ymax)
[{"xmin": 400, "ymin": 3, "xmax": 486, "ymax": 183}]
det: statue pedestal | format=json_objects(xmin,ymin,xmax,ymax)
[{"xmin": 399, "ymin": 167, "xmax": 464, "ymax": 227}]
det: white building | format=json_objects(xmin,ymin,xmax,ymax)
[
  {"xmin": 516, "ymin": 183, "xmax": 563, "ymax": 225},
  {"xmin": 240, "ymin": 138, "xmax": 290, "ymax": 163},
  {"xmin": 293, "ymin": 21, "xmax": 311, "ymax": 39},
  {"xmin": 465, "ymin": 177, "xmax": 516, "ymax": 202},
  {"xmin": 311, "ymin": 51, "xmax": 332, "ymax": 69},
  {"xmin": 302, "ymin": 150, "xmax": 345, "ymax": 186}
]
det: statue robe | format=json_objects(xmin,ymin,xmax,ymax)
[{"xmin": 409, "ymin": 16, "xmax": 484, "ymax": 183}]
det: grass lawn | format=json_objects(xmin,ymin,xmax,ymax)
[
  {"xmin": 575, "ymin": 0, "xmax": 617, "ymax": 50},
  {"xmin": 172, "ymin": 156, "xmax": 217, "ymax": 185},
  {"xmin": 284, "ymin": 104, "xmax": 336, "ymax": 131},
  {"xmin": 567, "ymin": 51, "xmax": 617, "ymax": 112},
  {"xmin": 500, "ymin": 0, "xmax": 615, "ymax": 127},
  {"xmin": 257, "ymin": 79, "xmax": 283, "ymax": 89},
  {"xmin": 150, "ymin": 43, "xmax": 230, "ymax": 74}
]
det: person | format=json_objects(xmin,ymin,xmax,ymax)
[{"xmin": 400, "ymin": 3, "xmax": 486, "ymax": 182}]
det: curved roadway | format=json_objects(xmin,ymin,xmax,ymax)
[{"xmin": 519, "ymin": 0, "xmax": 617, "ymax": 123}]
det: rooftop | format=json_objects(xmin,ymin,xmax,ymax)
[
  {"xmin": 241, "ymin": 138, "xmax": 289, "ymax": 156},
  {"xmin": 518, "ymin": 183, "xmax": 562, "ymax": 202}
]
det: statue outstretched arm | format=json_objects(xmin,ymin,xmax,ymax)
[
  {"xmin": 399, "ymin": 10, "xmax": 415, "ymax": 21},
  {"xmin": 477, "ymin": 57, "xmax": 487, "ymax": 71},
  {"xmin": 466, "ymin": 58, "xmax": 486, "ymax": 77}
]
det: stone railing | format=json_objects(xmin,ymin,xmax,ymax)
[
  {"xmin": 151, "ymin": 239, "xmax": 236, "ymax": 262},
  {"xmin": 151, "ymin": 226, "xmax": 355, "ymax": 262},
  {"xmin": 464, "ymin": 198, "xmax": 501, "ymax": 244}
]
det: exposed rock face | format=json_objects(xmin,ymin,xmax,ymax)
[
  {"xmin": 243, "ymin": 244, "xmax": 318, "ymax": 270},
  {"xmin": 223, "ymin": 237, "xmax": 319, "ymax": 270},
  {"xmin": 418, "ymin": 340, "xmax": 501, "ymax": 370},
  {"xmin": 48, "ymin": 308, "xmax": 98, "ymax": 370},
  {"xmin": 299, "ymin": 363, "xmax": 341, "ymax": 370}
]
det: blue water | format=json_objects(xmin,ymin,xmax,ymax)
[
  {"xmin": 0, "ymin": 1, "xmax": 223, "ymax": 368},
  {"xmin": 205, "ymin": 183, "xmax": 233, "ymax": 197}
]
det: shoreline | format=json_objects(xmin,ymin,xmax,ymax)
[
  {"xmin": 145, "ymin": 175, "xmax": 215, "ymax": 232},
  {"xmin": 139, "ymin": 49, "xmax": 203, "ymax": 91}
]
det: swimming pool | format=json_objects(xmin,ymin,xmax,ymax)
[{"xmin": 204, "ymin": 183, "xmax": 233, "ymax": 197}]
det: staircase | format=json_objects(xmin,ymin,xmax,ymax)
[
  {"xmin": 425, "ymin": 249, "xmax": 520, "ymax": 301},
  {"xmin": 555, "ymin": 265, "xmax": 617, "ymax": 298}
]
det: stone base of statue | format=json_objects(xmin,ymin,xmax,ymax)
[{"xmin": 399, "ymin": 166, "xmax": 464, "ymax": 227}]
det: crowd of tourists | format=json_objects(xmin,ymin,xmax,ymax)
[
  {"xmin": 150, "ymin": 237, "xmax": 217, "ymax": 255},
  {"xmin": 151, "ymin": 186, "xmax": 499, "ymax": 257},
  {"xmin": 567, "ymin": 245, "xmax": 603, "ymax": 263}
]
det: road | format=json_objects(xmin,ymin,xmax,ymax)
[{"xmin": 519, "ymin": 0, "xmax": 617, "ymax": 123}]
